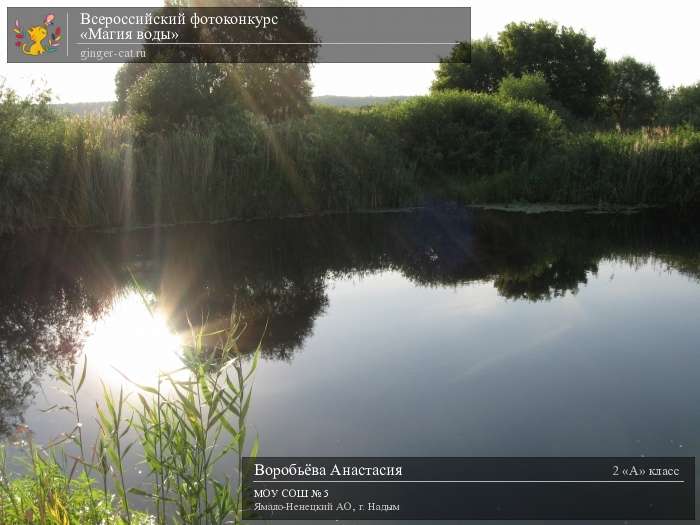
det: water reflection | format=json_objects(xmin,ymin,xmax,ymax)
[
  {"xmin": 0, "ymin": 207, "xmax": 699, "ymax": 437},
  {"xmin": 84, "ymin": 291, "xmax": 183, "ymax": 388}
]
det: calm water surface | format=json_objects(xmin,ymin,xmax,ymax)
[{"xmin": 1, "ymin": 207, "xmax": 699, "ymax": 519}]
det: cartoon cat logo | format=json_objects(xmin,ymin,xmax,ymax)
[{"xmin": 13, "ymin": 14, "xmax": 62, "ymax": 56}]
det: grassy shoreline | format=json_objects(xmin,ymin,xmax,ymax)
[
  {"xmin": 2, "ymin": 89, "xmax": 699, "ymax": 234},
  {"xmin": 12, "ymin": 203, "xmax": 666, "ymax": 237}
]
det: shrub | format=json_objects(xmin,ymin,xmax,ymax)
[{"xmin": 381, "ymin": 90, "xmax": 565, "ymax": 181}]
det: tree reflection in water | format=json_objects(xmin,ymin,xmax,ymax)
[{"xmin": 0, "ymin": 207, "xmax": 699, "ymax": 436}]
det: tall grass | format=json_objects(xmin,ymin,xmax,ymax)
[
  {"xmin": 0, "ymin": 89, "xmax": 65, "ymax": 230},
  {"xmin": 1, "ymin": 89, "xmax": 420, "ymax": 231},
  {"xmin": 1, "ymin": 87, "xmax": 699, "ymax": 233},
  {"xmin": 460, "ymin": 126, "xmax": 700, "ymax": 206},
  {"xmin": 0, "ymin": 311, "xmax": 260, "ymax": 524}
]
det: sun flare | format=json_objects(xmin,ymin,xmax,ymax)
[{"xmin": 83, "ymin": 291, "xmax": 184, "ymax": 389}]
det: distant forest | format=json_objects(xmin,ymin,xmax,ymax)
[{"xmin": 53, "ymin": 96, "xmax": 410, "ymax": 115}]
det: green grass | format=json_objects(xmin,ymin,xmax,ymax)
[
  {"xmin": 1, "ymin": 87, "xmax": 699, "ymax": 233},
  {"xmin": 459, "ymin": 126, "xmax": 700, "ymax": 206},
  {"xmin": 0, "ymin": 310, "xmax": 260, "ymax": 524}
]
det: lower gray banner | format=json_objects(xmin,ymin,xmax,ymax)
[{"xmin": 243, "ymin": 457, "xmax": 695, "ymax": 520}]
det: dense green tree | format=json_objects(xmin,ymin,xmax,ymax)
[
  {"xmin": 114, "ymin": 0, "xmax": 316, "ymax": 126},
  {"xmin": 227, "ymin": 63, "xmax": 313, "ymax": 121},
  {"xmin": 497, "ymin": 20, "xmax": 608, "ymax": 118},
  {"xmin": 659, "ymin": 82, "xmax": 700, "ymax": 129},
  {"xmin": 114, "ymin": 62, "xmax": 149, "ymax": 116},
  {"xmin": 432, "ymin": 38, "xmax": 506, "ymax": 94},
  {"xmin": 605, "ymin": 57, "xmax": 663, "ymax": 129},
  {"xmin": 434, "ymin": 21, "xmax": 608, "ymax": 118},
  {"xmin": 123, "ymin": 64, "xmax": 245, "ymax": 131}
]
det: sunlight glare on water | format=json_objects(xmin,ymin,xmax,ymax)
[{"xmin": 82, "ymin": 291, "xmax": 184, "ymax": 389}]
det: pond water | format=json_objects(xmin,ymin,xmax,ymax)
[{"xmin": 1, "ymin": 206, "xmax": 699, "ymax": 520}]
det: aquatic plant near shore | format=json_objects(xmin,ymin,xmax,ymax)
[{"xmin": 0, "ymin": 312, "xmax": 260, "ymax": 524}]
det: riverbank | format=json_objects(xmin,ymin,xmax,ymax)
[{"xmin": 2, "ymin": 89, "xmax": 699, "ymax": 233}]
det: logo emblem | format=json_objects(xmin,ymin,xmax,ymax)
[{"xmin": 13, "ymin": 13, "xmax": 62, "ymax": 56}]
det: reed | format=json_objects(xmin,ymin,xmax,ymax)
[
  {"xmin": 459, "ymin": 126, "xmax": 700, "ymax": 207},
  {"xmin": 0, "ymin": 311, "xmax": 260, "ymax": 524},
  {"xmin": 2, "ymin": 87, "xmax": 699, "ymax": 234}
]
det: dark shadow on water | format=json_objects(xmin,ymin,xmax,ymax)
[{"xmin": 0, "ymin": 206, "xmax": 699, "ymax": 436}]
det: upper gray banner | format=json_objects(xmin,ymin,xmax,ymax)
[{"xmin": 7, "ymin": 6, "xmax": 471, "ymax": 63}]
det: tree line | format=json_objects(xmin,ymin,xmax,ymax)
[
  {"xmin": 114, "ymin": 18, "xmax": 700, "ymax": 132},
  {"xmin": 432, "ymin": 20, "xmax": 699, "ymax": 130}
]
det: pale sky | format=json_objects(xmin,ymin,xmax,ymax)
[{"xmin": 1, "ymin": 0, "xmax": 699, "ymax": 102}]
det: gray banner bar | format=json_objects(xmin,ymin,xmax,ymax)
[
  {"xmin": 7, "ymin": 6, "xmax": 471, "ymax": 63},
  {"xmin": 243, "ymin": 457, "xmax": 695, "ymax": 520}
]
